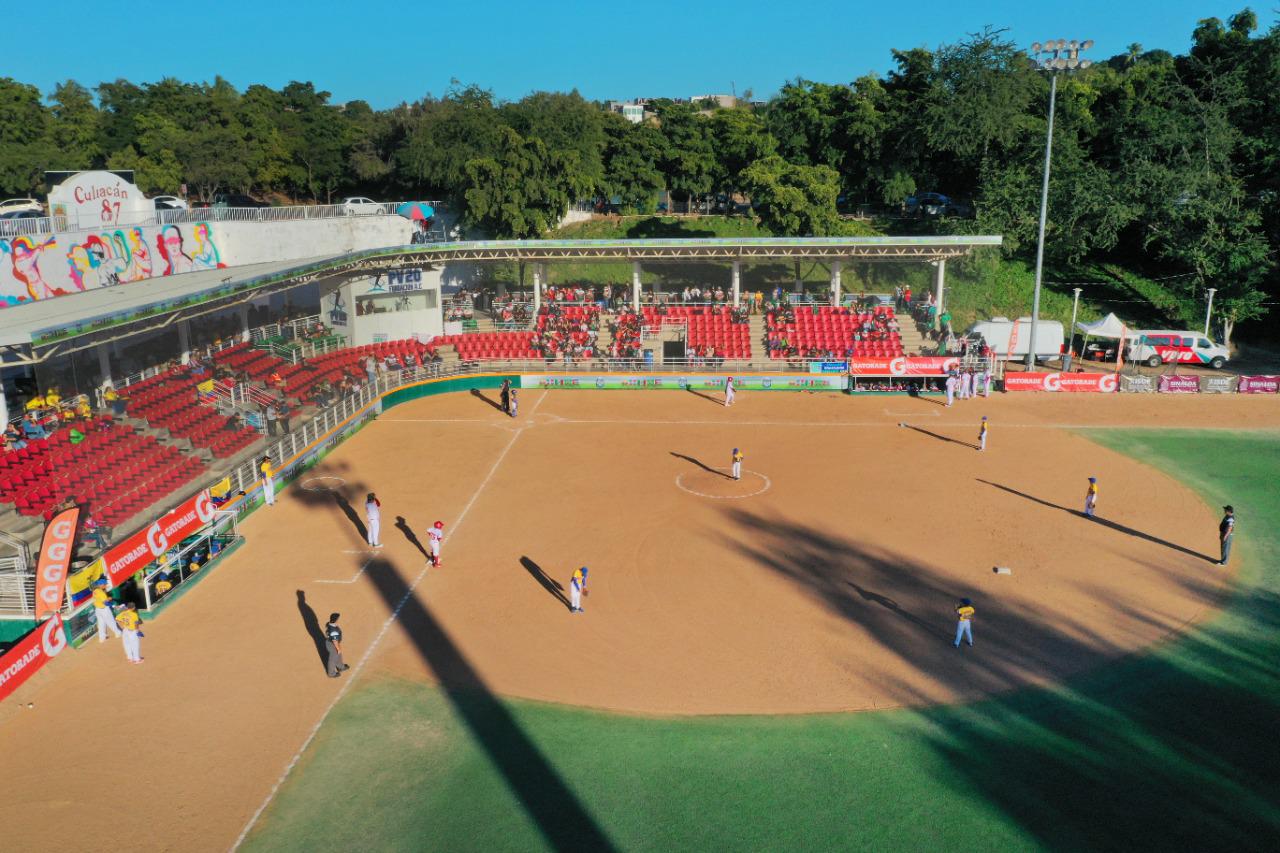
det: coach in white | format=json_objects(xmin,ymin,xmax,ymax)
[{"xmin": 365, "ymin": 493, "xmax": 382, "ymax": 548}]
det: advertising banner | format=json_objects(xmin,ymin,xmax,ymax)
[
  {"xmin": 1120, "ymin": 374, "xmax": 1156, "ymax": 393},
  {"xmin": 846, "ymin": 356, "xmax": 960, "ymax": 376},
  {"xmin": 34, "ymin": 506, "xmax": 81, "ymax": 619},
  {"xmin": 1238, "ymin": 375, "xmax": 1280, "ymax": 394},
  {"xmin": 0, "ymin": 616, "xmax": 66, "ymax": 704},
  {"xmin": 1201, "ymin": 375, "xmax": 1238, "ymax": 394},
  {"xmin": 809, "ymin": 361, "xmax": 849, "ymax": 374},
  {"xmin": 1003, "ymin": 372, "xmax": 1119, "ymax": 392},
  {"xmin": 1158, "ymin": 375, "xmax": 1201, "ymax": 394},
  {"xmin": 103, "ymin": 490, "xmax": 216, "ymax": 587},
  {"xmin": 520, "ymin": 374, "xmax": 847, "ymax": 391}
]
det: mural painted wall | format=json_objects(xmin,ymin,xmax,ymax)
[{"xmin": 1, "ymin": 223, "xmax": 227, "ymax": 306}]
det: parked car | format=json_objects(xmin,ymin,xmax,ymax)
[
  {"xmin": 341, "ymin": 196, "xmax": 384, "ymax": 215},
  {"xmin": 0, "ymin": 198, "xmax": 41, "ymax": 215},
  {"xmin": 1125, "ymin": 330, "xmax": 1229, "ymax": 369},
  {"xmin": 152, "ymin": 195, "xmax": 188, "ymax": 210},
  {"xmin": 0, "ymin": 209, "xmax": 47, "ymax": 235},
  {"xmin": 212, "ymin": 193, "xmax": 269, "ymax": 208},
  {"xmin": 904, "ymin": 192, "xmax": 950, "ymax": 218}
]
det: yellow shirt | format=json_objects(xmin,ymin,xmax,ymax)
[
  {"xmin": 732, "ymin": 450, "xmax": 744, "ymax": 463},
  {"xmin": 188, "ymin": 560, "xmax": 201, "ymax": 573},
  {"xmin": 91, "ymin": 588, "xmax": 110, "ymax": 609},
  {"xmin": 25, "ymin": 396, "xmax": 45, "ymax": 411},
  {"xmin": 116, "ymin": 610, "xmax": 141, "ymax": 631},
  {"xmin": 571, "ymin": 568, "xmax": 586, "ymax": 589},
  {"xmin": 104, "ymin": 389, "xmax": 119, "ymax": 402},
  {"xmin": 260, "ymin": 461, "xmax": 274, "ymax": 478},
  {"xmin": 45, "ymin": 392, "xmax": 61, "ymax": 407},
  {"xmin": 155, "ymin": 580, "xmax": 173, "ymax": 594},
  {"xmin": 1087, "ymin": 483, "xmax": 1098, "ymax": 498},
  {"xmin": 76, "ymin": 401, "xmax": 92, "ymax": 417},
  {"xmin": 978, "ymin": 423, "xmax": 987, "ymax": 437},
  {"xmin": 957, "ymin": 605, "xmax": 975, "ymax": 622}
]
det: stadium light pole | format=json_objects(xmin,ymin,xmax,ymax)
[
  {"xmin": 1025, "ymin": 39, "xmax": 1093, "ymax": 369},
  {"xmin": 1204, "ymin": 287, "xmax": 1217, "ymax": 336},
  {"xmin": 1067, "ymin": 286, "xmax": 1083, "ymax": 368}
]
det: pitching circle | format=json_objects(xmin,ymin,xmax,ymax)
[
  {"xmin": 300, "ymin": 475, "xmax": 346, "ymax": 493},
  {"xmin": 675, "ymin": 468, "xmax": 772, "ymax": 500}
]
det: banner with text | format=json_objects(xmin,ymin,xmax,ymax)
[
  {"xmin": 520, "ymin": 374, "xmax": 847, "ymax": 391},
  {"xmin": 1003, "ymin": 372, "xmax": 1119, "ymax": 392},
  {"xmin": 0, "ymin": 616, "xmax": 67, "ymax": 704},
  {"xmin": 1201, "ymin": 375, "xmax": 1238, "ymax": 394},
  {"xmin": 1119, "ymin": 374, "xmax": 1157, "ymax": 393},
  {"xmin": 103, "ymin": 490, "xmax": 216, "ymax": 587},
  {"xmin": 34, "ymin": 506, "xmax": 81, "ymax": 620},
  {"xmin": 1239, "ymin": 375, "xmax": 1280, "ymax": 394},
  {"xmin": 846, "ymin": 356, "xmax": 960, "ymax": 376},
  {"xmin": 1158, "ymin": 375, "xmax": 1201, "ymax": 394}
]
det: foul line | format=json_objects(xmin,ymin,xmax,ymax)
[
  {"xmin": 231, "ymin": 390, "xmax": 547, "ymax": 850},
  {"xmin": 315, "ymin": 554, "xmax": 377, "ymax": 585}
]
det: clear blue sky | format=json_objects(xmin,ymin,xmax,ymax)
[{"xmin": 25, "ymin": 1, "xmax": 1277, "ymax": 107}]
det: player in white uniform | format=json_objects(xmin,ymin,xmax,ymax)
[
  {"xmin": 365, "ymin": 493, "xmax": 382, "ymax": 547},
  {"xmin": 724, "ymin": 376, "xmax": 735, "ymax": 407},
  {"xmin": 428, "ymin": 520, "xmax": 444, "ymax": 567},
  {"xmin": 982, "ymin": 368, "xmax": 993, "ymax": 397},
  {"xmin": 960, "ymin": 369, "xmax": 973, "ymax": 399},
  {"xmin": 944, "ymin": 371, "xmax": 957, "ymax": 407}
]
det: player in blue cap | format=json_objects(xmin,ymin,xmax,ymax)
[
  {"xmin": 1085, "ymin": 477, "xmax": 1099, "ymax": 518},
  {"xmin": 570, "ymin": 566, "xmax": 589, "ymax": 613}
]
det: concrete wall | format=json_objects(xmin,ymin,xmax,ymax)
[{"xmin": 0, "ymin": 214, "xmax": 413, "ymax": 308}]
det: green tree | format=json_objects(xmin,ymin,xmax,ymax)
[
  {"xmin": 653, "ymin": 102, "xmax": 715, "ymax": 206},
  {"xmin": 398, "ymin": 84, "xmax": 505, "ymax": 201},
  {"xmin": 46, "ymin": 81, "xmax": 101, "ymax": 170},
  {"xmin": 502, "ymin": 91, "xmax": 606, "ymax": 196},
  {"xmin": 0, "ymin": 78, "xmax": 53, "ymax": 196},
  {"xmin": 740, "ymin": 155, "xmax": 840, "ymax": 236},
  {"xmin": 601, "ymin": 114, "xmax": 666, "ymax": 213},
  {"xmin": 464, "ymin": 127, "xmax": 585, "ymax": 238},
  {"xmin": 708, "ymin": 108, "xmax": 777, "ymax": 198}
]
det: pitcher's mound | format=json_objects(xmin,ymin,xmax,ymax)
[{"xmin": 675, "ymin": 469, "xmax": 772, "ymax": 499}]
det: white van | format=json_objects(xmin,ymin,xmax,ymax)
[
  {"xmin": 967, "ymin": 317, "xmax": 1065, "ymax": 362},
  {"xmin": 1126, "ymin": 331, "xmax": 1229, "ymax": 369}
]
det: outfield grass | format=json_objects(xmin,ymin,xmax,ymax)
[{"xmin": 245, "ymin": 431, "xmax": 1280, "ymax": 852}]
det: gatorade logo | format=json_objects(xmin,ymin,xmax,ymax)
[
  {"xmin": 889, "ymin": 357, "xmax": 907, "ymax": 376},
  {"xmin": 41, "ymin": 616, "xmax": 66, "ymax": 658},
  {"xmin": 1099, "ymin": 374, "xmax": 1118, "ymax": 392},
  {"xmin": 195, "ymin": 490, "xmax": 216, "ymax": 524},
  {"xmin": 146, "ymin": 521, "xmax": 168, "ymax": 556},
  {"xmin": 1043, "ymin": 373, "xmax": 1063, "ymax": 392}
]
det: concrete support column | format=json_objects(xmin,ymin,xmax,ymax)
[
  {"xmin": 933, "ymin": 259, "xmax": 947, "ymax": 331},
  {"xmin": 532, "ymin": 264, "xmax": 542, "ymax": 313},
  {"xmin": 178, "ymin": 319, "xmax": 191, "ymax": 364},
  {"xmin": 830, "ymin": 260, "xmax": 842, "ymax": 307},
  {"xmin": 731, "ymin": 260, "xmax": 741, "ymax": 306},
  {"xmin": 239, "ymin": 304, "xmax": 251, "ymax": 342},
  {"xmin": 632, "ymin": 261, "xmax": 642, "ymax": 311},
  {"xmin": 97, "ymin": 344, "xmax": 113, "ymax": 388}
]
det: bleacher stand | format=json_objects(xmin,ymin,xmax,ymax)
[{"xmin": 764, "ymin": 304, "xmax": 902, "ymax": 359}]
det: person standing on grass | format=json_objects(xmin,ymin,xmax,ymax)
[
  {"xmin": 953, "ymin": 598, "xmax": 975, "ymax": 648},
  {"xmin": 325, "ymin": 612, "xmax": 350, "ymax": 678},
  {"xmin": 1084, "ymin": 477, "xmax": 1099, "ymax": 519},
  {"xmin": 365, "ymin": 493, "xmax": 382, "ymax": 548},
  {"xmin": 116, "ymin": 602, "xmax": 144, "ymax": 664},
  {"xmin": 1217, "ymin": 506, "xmax": 1235, "ymax": 566}
]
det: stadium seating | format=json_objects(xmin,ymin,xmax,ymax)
[
  {"xmin": 643, "ymin": 306, "xmax": 752, "ymax": 359},
  {"xmin": 124, "ymin": 365, "xmax": 260, "ymax": 458},
  {"xmin": 765, "ymin": 305, "xmax": 902, "ymax": 358},
  {"xmin": 0, "ymin": 424, "xmax": 205, "ymax": 526}
]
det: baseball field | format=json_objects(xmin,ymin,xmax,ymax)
[{"xmin": 2, "ymin": 388, "xmax": 1278, "ymax": 851}]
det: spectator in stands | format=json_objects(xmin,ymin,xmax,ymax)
[
  {"xmin": 364, "ymin": 356, "xmax": 377, "ymax": 386},
  {"xmin": 5, "ymin": 421, "xmax": 28, "ymax": 450},
  {"xmin": 264, "ymin": 404, "xmax": 278, "ymax": 436},
  {"xmin": 104, "ymin": 384, "xmax": 126, "ymax": 416},
  {"xmin": 278, "ymin": 402, "xmax": 293, "ymax": 435},
  {"xmin": 24, "ymin": 393, "xmax": 47, "ymax": 416},
  {"xmin": 21, "ymin": 412, "xmax": 48, "ymax": 440}
]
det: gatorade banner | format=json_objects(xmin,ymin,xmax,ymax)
[
  {"xmin": 1239, "ymin": 376, "xmax": 1280, "ymax": 394},
  {"xmin": 1004, "ymin": 372, "xmax": 1119, "ymax": 392},
  {"xmin": 520, "ymin": 374, "xmax": 847, "ymax": 391},
  {"xmin": 34, "ymin": 506, "xmax": 81, "ymax": 620},
  {"xmin": 1158, "ymin": 375, "xmax": 1200, "ymax": 394},
  {"xmin": 846, "ymin": 356, "xmax": 960, "ymax": 376},
  {"xmin": 103, "ymin": 490, "xmax": 216, "ymax": 587},
  {"xmin": 0, "ymin": 615, "xmax": 67, "ymax": 704}
]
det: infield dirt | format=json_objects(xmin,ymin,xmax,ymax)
[{"xmin": 1, "ymin": 389, "xmax": 1271, "ymax": 851}]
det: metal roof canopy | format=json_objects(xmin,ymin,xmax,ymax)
[{"xmin": 2, "ymin": 235, "xmax": 1002, "ymax": 363}]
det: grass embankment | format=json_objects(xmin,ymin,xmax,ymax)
[{"xmin": 247, "ymin": 431, "xmax": 1280, "ymax": 852}]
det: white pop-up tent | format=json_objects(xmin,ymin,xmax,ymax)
[{"xmin": 1075, "ymin": 312, "xmax": 1130, "ymax": 366}]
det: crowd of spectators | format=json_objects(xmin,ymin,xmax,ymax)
[
  {"xmin": 532, "ymin": 303, "xmax": 600, "ymax": 363},
  {"xmin": 4, "ymin": 387, "xmax": 106, "ymax": 454},
  {"xmin": 763, "ymin": 301, "xmax": 901, "ymax": 360}
]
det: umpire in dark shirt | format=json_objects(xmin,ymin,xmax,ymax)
[
  {"xmin": 1217, "ymin": 506, "xmax": 1236, "ymax": 566},
  {"xmin": 325, "ymin": 613, "xmax": 351, "ymax": 678}
]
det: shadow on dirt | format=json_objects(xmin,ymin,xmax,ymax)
[{"xmin": 519, "ymin": 556, "xmax": 572, "ymax": 611}]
